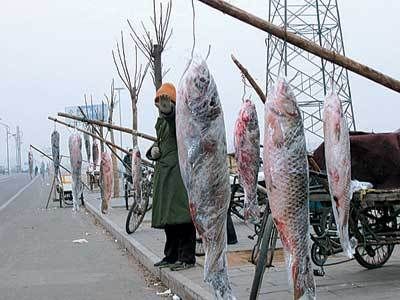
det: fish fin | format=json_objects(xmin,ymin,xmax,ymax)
[
  {"xmin": 270, "ymin": 116, "xmax": 284, "ymax": 148},
  {"xmin": 292, "ymin": 256, "xmax": 316, "ymax": 300}
]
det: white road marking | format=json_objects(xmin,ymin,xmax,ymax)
[{"xmin": 0, "ymin": 177, "xmax": 38, "ymax": 212}]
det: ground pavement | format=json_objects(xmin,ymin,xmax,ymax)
[
  {"xmin": 85, "ymin": 188, "xmax": 400, "ymax": 300},
  {"xmin": 0, "ymin": 174, "xmax": 167, "ymax": 300}
]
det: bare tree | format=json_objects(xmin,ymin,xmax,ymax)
[
  {"xmin": 104, "ymin": 79, "xmax": 120, "ymax": 198},
  {"xmin": 128, "ymin": 0, "xmax": 172, "ymax": 90},
  {"xmin": 112, "ymin": 32, "xmax": 148, "ymax": 149}
]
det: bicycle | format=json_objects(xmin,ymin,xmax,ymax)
[{"xmin": 125, "ymin": 164, "xmax": 153, "ymax": 234}]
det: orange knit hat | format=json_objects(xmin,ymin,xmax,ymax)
[{"xmin": 155, "ymin": 83, "xmax": 176, "ymax": 103}]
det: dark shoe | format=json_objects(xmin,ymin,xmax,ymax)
[
  {"xmin": 170, "ymin": 261, "xmax": 195, "ymax": 271},
  {"xmin": 154, "ymin": 259, "xmax": 175, "ymax": 268}
]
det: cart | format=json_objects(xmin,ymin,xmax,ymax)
[{"xmin": 249, "ymin": 160, "xmax": 400, "ymax": 299}]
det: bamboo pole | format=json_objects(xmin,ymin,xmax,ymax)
[
  {"xmin": 58, "ymin": 112, "xmax": 157, "ymax": 142},
  {"xmin": 231, "ymin": 54, "xmax": 266, "ymax": 103},
  {"xmin": 198, "ymin": 0, "xmax": 400, "ymax": 94}
]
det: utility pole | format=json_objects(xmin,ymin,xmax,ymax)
[
  {"xmin": 15, "ymin": 126, "xmax": 22, "ymax": 172},
  {"xmin": 0, "ymin": 120, "xmax": 11, "ymax": 175},
  {"xmin": 114, "ymin": 87, "xmax": 124, "ymax": 152}
]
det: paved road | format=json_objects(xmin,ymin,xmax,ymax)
[
  {"xmin": 0, "ymin": 175, "xmax": 164, "ymax": 300},
  {"xmin": 0, "ymin": 173, "xmax": 30, "ymax": 208}
]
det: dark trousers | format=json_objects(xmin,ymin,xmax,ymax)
[{"xmin": 164, "ymin": 223, "xmax": 196, "ymax": 264}]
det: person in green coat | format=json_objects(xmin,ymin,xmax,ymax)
[{"xmin": 146, "ymin": 83, "xmax": 196, "ymax": 271}]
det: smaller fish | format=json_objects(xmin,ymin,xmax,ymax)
[
  {"xmin": 131, "ymin": 148, "xmax": 142, "ymax": 201},
  {"xmin": 323, "ymin": 89, "xmax": 355, "ymax": 258},
  {"xmin": 234, "ymin": 99, "xmax": 260, "ymax": 223},
  {"xmin": 92, "ymin": 138, "xmax": 100, "ymax": 170},
  {"xmin": 84, "ymin": 133, "xmax": 91, "ymax": 163},
  {"xmin": 28, "ymin": 150, "xmax": 34, "ymax": 179},
  {"xmin": 69, "ymin": 133, "xmax": 83, "ymax": 212},
  {"xmin": 100, "ymin": 151, "xmax": 113, "ymax": 214},
  {"xmin": 51, "ymin": 130, "xmax": 60, "ymax": 176}
]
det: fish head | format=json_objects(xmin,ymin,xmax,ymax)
[
  {"xmin": 267, "ymin": 78, "xmax": 300, "ymax": 124},
  {"xmin": 239, "ymin": 99, "xmax": 258, "ymax": 131},
  {"xmin": 323, "ymin": 92, "xmax": 344, "ymax": 141},
  {"xmin": 181, "ymin": 60, "xmax": 221, "ymax": 123}
]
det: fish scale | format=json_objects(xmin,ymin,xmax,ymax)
[
  {"xmin": 177, "ymin": 59, "xmax": 235, "ymax": 300},
  {"xmin": 263, "ymin": 78, "xmax": 315, "ymax": 300}
]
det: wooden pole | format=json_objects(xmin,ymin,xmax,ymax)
[
  {"xmin": 231, "ymin": 54, "xmax": 266, "ymax": 103},
  {"xmin": 48, "ymin": 117, "xmax": 153, "ymax": 168},
  {"xmin": 30, "ymin": 144, "xmax": 91, "ymax": 191},
  {"xmin": 57, "ymin": 112, "xmax": 157, "ymax": 142},
  {"xmin": 198, "ymin": 0, "xmax": 400, "ymax": 94},
  {"xmin": 30, "ymin": 144, "xmax": 71, "ymax": 174}
]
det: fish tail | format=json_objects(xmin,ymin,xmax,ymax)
[
  {"xmin": 338, "ymin": 222, "xmax": 356, "ymax": 258},
  {"xmin": 291, "ymin": 256, "xmax": 316, "ymax": 300},
  {"xmin": 244, "ymin": 190, "xmax": 260, "ymax": 224}
]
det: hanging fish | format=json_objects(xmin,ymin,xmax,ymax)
[
  {"xmin": 132, "ymin": 148, "xmax": 142, "ymax": 201},
  {"xmin": 84, "ymin": 132, "xmax": 91, "ymax": 164},
  {"xmin": 234, "ymin": 99, "xmax": 260, "ymax": 223},
  {"xmin": 176, "ymin": 59, "xmax": 235, "ymax": 300},
  {"xmin": 323, "ymin": 89, "xmax": 355, "ymax": 258},
  {"xmin": 28, "ymin": 150, "xmax": 34, "ymax": 179},
  {"xmin": 100, "ymin": 151, "xmax": 113, "ymax": 214},
  {"xmin": 69, "ymin": 133, "xmax": 83, "ymax": 212},
  {"xmin": 263, "ymin": 78, "xmax": 315, "ymax": 300},
  {"xmin": 51, "ymin": 130, "xmax": 60, "ymax": 176},
  {"xmin": 92, "ymin": 138, "xmax": 100, "ymax": 170}
]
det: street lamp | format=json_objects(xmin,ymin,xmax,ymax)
[{"xmin": 0, "ymin": 118, "xmax": 11, "ymax": 175}]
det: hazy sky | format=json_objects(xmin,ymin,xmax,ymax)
[{"xmin": 1, "ymin": 0, "xmax": 399, "ymax": 169}]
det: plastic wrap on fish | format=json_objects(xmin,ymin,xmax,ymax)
[
  {"xmin": 84, "ymin": 133, "xmax": 91, "ymax": 164},
  {"xmin": 177, "ymin": 59, "xmax": 235, "ymax": 300},
  {"xmin": 233, "ymin": 99, "xmax": 260, "ymax": 223},
  {"xmin": 100, "ymin": 151, "xmax": 113, "ymax": 214},
  {"xmin": 323, "ymin": 90, "xmax": 355, "ymax": 258},
  {"xmin": 263, "ymin": 78, "xmax": 315, "ymax": 300},
  {"xmin": 92, "ymin": 138, "xmax": 100, "ymax": 170},
  {"xmin": 51, "ymin": 130, "xmax": 60, "ymax": 176},
  {"xmin": 28, "ymin": 150, "xmax": 33, "ymax": 179},
  {"xmin": 69, "ymin": 133, "xmax": 83, "ymax": 211},
  {"xmin": 132, "ymin": 148, "xmax": 142, "ymax": 202}
]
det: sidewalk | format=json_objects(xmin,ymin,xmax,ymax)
[{"xmin": 84, "ymin": 189, "xmax": 400, "ymax": 300}]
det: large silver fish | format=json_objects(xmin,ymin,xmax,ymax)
[
  {"xmin": 100, "ymin": 151, "xmax": 113, "ymax": 214},
  {"xmin": 51, "ymin": 130, "xmax": 60, "ymax": 176},
  {"xmin": 263, "ymin": 78, "xmax": 315, "ymax": 300},
  {"xmin": 177, "ymin": 59, "xmax": 235, "ymax": 300},
  {"xmin": 234, "ymin": 99, "xmax": 260, "ymax": 223},
  {"xmin": 323, "ymin": 90, "xmax": 354, "ymax": 258},
  {"xmin": 69, "ymin": 133, "xmax": 83, "ymax": 212}
]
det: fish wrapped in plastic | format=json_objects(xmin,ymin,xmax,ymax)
[
  {"xmin": 132, "ymin": 148, "xmax": 142, "ymax": 202},
  {"xmin": 263, "ymin": 78, "xmax": 315, "ymax": 300},
  {"xmin": 100, "ymin": 151, "xmax": 113, "ymax": 214},
  {"xmin": 233, "ymin": 99, "xmax": 260, "ymax": 223},
  {"xmin": 69, "ymin": 133, "xmax": 83, "ymax": 212},
  {"xmin": 176, "ymin": 59, "xmax": 235, "ymax": 300},
  {"xmin": 323, "ymin": 89, "xmax": 355, "ymax": 258},
  {"xmin": 84, "ymin": 133, "xmax": 91, "ymax": 164},
  {"xmin": 51, "ymin": 130, "xmax": 60, "ymax": 176},
  {"xmin": 92, "ymin": 138, "xmax": 100, "ymax": 170},
  {"xmin": 28, "ymin": 150, "xmax": 34, "ymax": 179}
]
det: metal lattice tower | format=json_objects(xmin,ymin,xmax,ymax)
[{"xmin": 266, "ymin": 0, "xmax": 356, "ymax": 142}]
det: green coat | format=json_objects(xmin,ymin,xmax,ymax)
[{"xmin": 147, "ymin": 113, "xmax": 191, "ymax": 228}]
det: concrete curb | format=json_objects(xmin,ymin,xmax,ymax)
[{"xmin": 85, "ymin": 200, "xmax": 213, "ymax": 300}]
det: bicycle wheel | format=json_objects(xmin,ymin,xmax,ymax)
[
  {"xmin": 250, "ymin": 213, "xmax": 276, "ymax": 300},
  {"xmin": 125, "ymin": 192, "xmax": 149, "ymax": 234},
  {"xmin": 124, "ymin": 182, "xmax": 129, "ymax": 210}
]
